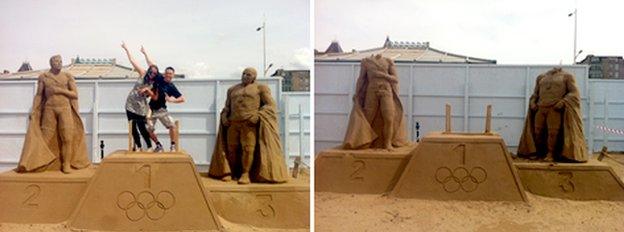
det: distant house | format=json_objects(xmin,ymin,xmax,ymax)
[
  {"xmin": 577, "ymin": 55, "xmax": 624, "ymax": 79},
  {"xmin": 315, "ymin": 36, "xmax": 496, "ymax": 64},
  {"xmin": 0, "ymin": 56, "xmax": 185, "ymax": 80},
  {"xmin": 271, "ymin": 69, "xmax": 310, "ymax": 92}
]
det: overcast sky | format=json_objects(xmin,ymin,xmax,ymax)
[
  {"xmin": 0, "ymin": 0, "xmax": 310, "ymax": 78},
  {"xmin": 316, "ymin": 0, "xmax": 624, "ymax": 65}
]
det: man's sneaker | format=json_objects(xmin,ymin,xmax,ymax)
[
  {"xmin": 145, "ymin": 147, "xmax": 154, "ymax": 152},
  {"xmin": 170, "ymin": 143, "xmax": 177, "ymax": 152},
  {"xmin": 154, "ymin": 144, "xmax": 163, "ymax": 153}
]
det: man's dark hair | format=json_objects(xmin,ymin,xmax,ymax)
[{"xmin": 165, "ymin": 67, "xmax": 175, "ymax": 72}]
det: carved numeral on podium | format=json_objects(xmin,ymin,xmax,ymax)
[
  {"xmin": 256, "ymin": 194, "xmax": 276, "ymax": 218},
  {"xmin": 349, "ymin": 160, "xmax": 366, "ymax": 182},
  {"xmin": 137, "ymin": 164, "xmax": 152, "ymax": 188},
  {"xmin": 558, "ymin": 171, "xmax": 575, "ymax": 193},
  {"xmin": 22, "ymin": 184, "xmax": 41, "ymax": 206}
]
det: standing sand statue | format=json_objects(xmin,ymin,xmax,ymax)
[
  {"xmin": 209, "ymin": 67, "xmax": 288, "ymax": 184},
  {"xmin": 518, "ymin": 67, "xmax": 587, "ymax": 162},
  {"xmin": 17, "ymin": 55, "xmax": 91, "ymax": 173},
  {"xmin": 343, "ymin": 54, "xmax": 410, "ymax": 150}
]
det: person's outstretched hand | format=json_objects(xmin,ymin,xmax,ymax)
[
  {"xmin": 121, "ymin": 41, "xmax": 128, "ymax": 51},
  {"xmin": 140, "ymin": 45, "xmax": 146, "ymax": 54}
]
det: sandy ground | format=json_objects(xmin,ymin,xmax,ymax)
[
  {"xmin": 315, "ymin": 155, "xmax": 624, "ymax": 232},
  {"xmin": 0, "ymin": 217, "xmax": 309, "ymax": 232}
]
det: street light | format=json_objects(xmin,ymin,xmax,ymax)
[
  {"xmin": 568, "ymin": 8, "xmax": 577, "ymax": 64},
  {"xmin": 256, "ymin": 18, "xmax": 267, "ymax": 77},
  {"xmin": 264, "ymin": 63, "xmax": 274, "ymax": 77}
]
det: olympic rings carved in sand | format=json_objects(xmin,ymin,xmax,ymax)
[
  {"xmin": 116, "ymin": 190, "xmax": 176, "ymax": 221},
  {"xmin": 434, "ymin": 166, "xmax": 487, "ymax": 193}
]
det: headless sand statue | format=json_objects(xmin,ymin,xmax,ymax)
[
  {"xmin": 17, "ymin": 55, "xmax": 91, "ymax": 174},
  {"xmin": 343, "ymin": 54, "xmax": 410, "ymax": 150},
  {"xmin": 209, "ymin": 67, "xmax": 288, "ymax": 184},
  {"xmin": 518, "ymin": 67, "xmax": 587, "ymax": 162}
]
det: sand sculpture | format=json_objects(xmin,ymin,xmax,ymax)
[
  {"xmin": 518, "ymin": 67, "xmax": 587, "ymax": 162},
  {"xmin": 209, "ymin": 67, "xmax": 288, "ymax": 184},
  {"xmin": 17, "ymin": 55, "xmax": 91, "ymax": 174},
  {"xmin": 343, "ymin": 54, "xmax": 410, "ymax": 150}
]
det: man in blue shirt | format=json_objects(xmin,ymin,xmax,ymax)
[{"xmin": 146, "ymin": 66, "xmax": 185, "ymax": 152}]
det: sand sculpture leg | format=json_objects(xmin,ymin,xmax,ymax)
[
  {"xmin": 57, "ymin": 107, "xmax": 74, "ymax": 173},
  {"xmin": 238, "ymin": 123, "xmax": 257, "ymax": 185},
  {"xmin": 379, "ymin": 88, "xmax": 395, "ymax": 150},
  {"xmin": 225, "ymin": 124, "xmax": 241, "ymax": 182}
]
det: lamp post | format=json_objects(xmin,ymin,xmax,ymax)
[
  {"xmin": 256, "ymin": 18, "xmax": 267, "ymax": 77},
  {"xmin": 568, "ymin": 8, "xmax": 577, "ymax": 64}
]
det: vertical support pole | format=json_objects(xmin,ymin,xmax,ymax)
[
  {"xmin": 283, "ymin": 94, "xmax": 290, "ymax": 163},
  {"xmin": 445, "ymin": 104, "xmax": 451, "ymax": 134},
  {"xmin": 408, "ymin": 64, "xmax": 414, "ymax": 140},
  {"xmin": 485, "ymin": 105, "xmax": 492, "ymax": 134},
  {"xmin": 298, "ymin": 104, "xmax": 304, "ymax": 165},
  {"xmin": 603, "ymin": 93, "xmax": 609, "ymax": 147},
  {"xmin": 92, "ymin": 81, "xmax": 99, "ymax": 162},
  {"xmin": 524, "ymin": 67, "xmax": 531, "ymax": 117},
  {"xmin": 175, "ymin": 120, "xmax": 180, "ymax": 152},
  {"xmin": 463, "ymin": 66, "xmax": 469, "ymax": 132},
  {"xmin": 588, "ymin": 84, "xmax": 595, "ymax": 153},
  {"xmin": 128, "ymin": 121, "xmax": 133, "ymax": 152}
]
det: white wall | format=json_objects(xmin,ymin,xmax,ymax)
[
  {"xmin": 0, "ymin": 78, "xmax": 310, "ymax": 171},
  {"xmin": 315, "ymin": 62, "xmax": 624, "ymax": 154}
]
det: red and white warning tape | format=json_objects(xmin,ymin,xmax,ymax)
[{"xmin": 596, "ymin": 125, "xmax": 624, "ymax": 136}]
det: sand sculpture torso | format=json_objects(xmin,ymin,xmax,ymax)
[{"xmin": 229, "ymin": 83, "xmax": 262, "ymax": 122}]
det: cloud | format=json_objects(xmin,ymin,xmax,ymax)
[{"xmin": 288, "ymin": 47, "xmax": 312, "ymax": 69}]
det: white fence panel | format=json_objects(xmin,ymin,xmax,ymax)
[
  {"xmin": 315, "ymin": 63, "xmax": 602, "ymax": 154},
  {"xmin": 0, "ymin": 77, "xmax": 311, "ymax": 171}
]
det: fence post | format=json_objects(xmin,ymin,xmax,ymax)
[
  {"xmin": 283, "ymin": 94, "xmax": 290, "ymax": 163},
  {"xmin": 298, "ymin": 104, "xmax": 304, "ymax": 165},
  {"xmin": 603, "ymin": 92, "xmax": 609, "ymax": 148}
]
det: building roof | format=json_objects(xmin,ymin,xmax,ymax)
[
  {"xmin": 0, "ymin": 56, "xmax": 186, "ymax": 80},
  {"xmin": 324, "ymin": 40, "xmax": 344, "ymax": 53},
  {"xmin": 315, "ymin": 36, "xmax": 496, "ymax": 64}
]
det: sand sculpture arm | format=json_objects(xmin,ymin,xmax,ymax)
[
  {"xmin": 382, "ymin": 59, "xmax": 399, "ymax": 84},
  {"xmin": 54, "ymin": 74, "xmax": 78, "ymax": 99},
  {"xmin": 121, "ymin": 42, "xmax": 146, "ymax": 77},
  {"xmin": 221, "ymin": 88, "xmax": 233, "ymax": 126},
  {"xmin": 529, "ymin": 75, "xmax": 542, "ymax": 110},
  {"xmin": 560, "ymin": 73, "xmax": 580, "ymax": 108},
  {"xmin": 30, "ymin": 75, "xmax": 45, "ymax": 119},
  {"xmin": 353, "ymin": 62, "xmax": 367, "ymax": 103},
  {"xmin": 255, "ymin": 84, "xmax": 276, "ymax": 124}
]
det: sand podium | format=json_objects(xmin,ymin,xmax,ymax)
[
  {"xmin": 515, "ymin": 159, "xmax": 624, "ymax": 201},
  {"xmin": 0, "ymin": 168, "xmax": 94, "ymax": 223},
  {"xmin": 315, "ymin": 145, "xmax": 415, "ymax": 194},
  {"xmin": 68, "ymin": 151, "xmax": 223, "ymax": 231}
]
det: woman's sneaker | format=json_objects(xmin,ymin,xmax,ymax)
[{"xmin": 154, "ymin": 143, "xmax": 164, "ymax": 152}]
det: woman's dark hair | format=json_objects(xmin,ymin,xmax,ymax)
[{"xmin": 143, "ymin": 65, "xmax": 162, "ymax": 84}]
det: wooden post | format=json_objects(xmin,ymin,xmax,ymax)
[
  {"xmin": 292, "ymin": 156, "xmax": 301, "ymax": 178},
  {"xmin": 445, "ymin": 104, "xmax": 451, "ymax": 133},
  {"xmin": 175, "ymin": 120, "xmax": 180, "ymax": 152},
  {"xmin": 485, "ymin": 105, "xmax": 492, "ymax": 134},
  {"xmin": 128, "ymin": 121, "xmax": 133, "ymax": 152}
]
